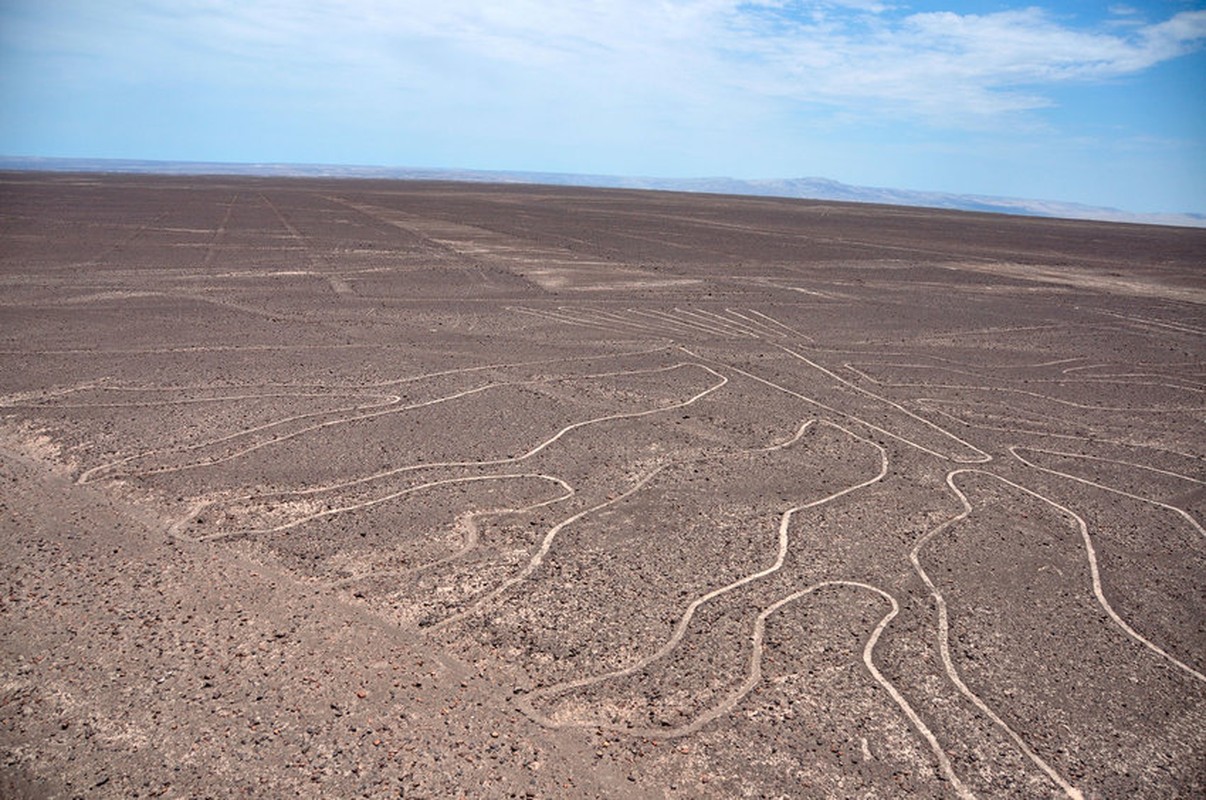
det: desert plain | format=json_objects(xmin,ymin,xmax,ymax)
[{"xmin": 0, "ymin": 171, "xmax": 1203, "ymax": 798}]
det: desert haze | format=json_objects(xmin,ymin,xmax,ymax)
[{"xmin": 1, "ymin": 172, "xmax": 1203, "ymax": 798}]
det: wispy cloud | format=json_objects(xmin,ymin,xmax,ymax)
[
  {"xmin": 2, "ymin": 1, "xmax": 1203, "ymax": 210},
  {"xmin": 724, "ymin": 5, "xmax": 1206, "ymax": 121},
  {"xmin": 18, "ymin": 1, "xmax": 1202, "ymax": 128},
  {"xmin": 192, "ymin": 3, "xmax": 1206, "ymax": 125}
]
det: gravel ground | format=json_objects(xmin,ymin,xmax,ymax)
[{"xmin": 2, "ymin": 172, "xmax": 1203, "ymax": 798}]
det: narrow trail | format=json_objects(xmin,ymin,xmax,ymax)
[
  {"xmin": 518, "ymin": 580, "xmax": 976, "ymax": 799},
  {"xmin": 776, "ymin": 345, "xmax": 993, "ymax": 462},
  {"xmin": 846, "ymin": 361, "xmax": 1206, "ymax": 395},
  {"xmin": 842, "ymin": 365, "xmax": 1206, "ymax": 412},
  {"xmin": 1009, "ymin": 446, "xmax": 1206, "ymax": 538},
  {"xmin": 424, "ymin": 415, "xmax": 833, "ymax": 633},
  {"xmin": 511, "ymin": 306, "xmax": 667, "ymax": 339},
  {"xmin": 910, "ymin": 470, "xmax": 1085, "ymax": 800},
  {"xmin": 910, "ymin": 468, "xmax": 1206, "ymax": 799},
  {"xmin": 21, "ymin": 290, "xmax": 1198, "ymax": 796},
  {"xmin": 512, "ymin": 421, "xmax": 887, "ymax": 725},
  {"xmin": 526, "ymin": 307, "xmax": 993, "ymax": 463},
  {"xmin": 166, "ymin": 363, "xmax": 728, "ymax": 544},
  {"xmin": 197, "ymin": 472, "xmax": 574, "ymax": 544},
  {"xmin": 259, "ymin": 192, "xmax": 316, "ymax": 268},
  {"xmin": 79, "ymin": 356, "xmax": 691, "ymax": 485},
  {"xmin": 239, "ymin": 362, "xmax": 726, "ymax": 500},
  {"xmin": 913, "ymin": 398, "xmax": 1206, "ymax": 462},
  {"xmin": 202, "ymin": 192, "xmax": 239, "ymax": 266},
  {"xmin": 424, "ymin": 466, "xmax": 669, "ymax": 633},
  {"xmin": 80, "ymin": 211, "xmax": 167, "ymax": 268},
  {"xmin": 5, "ymin": 389, "xmax": 394, "ymax": 410},
  {"xmin": 680, "ymin": 346, "xmax": 992, "ymax": 464},
  {"xmin": 1092, "ymin": 309, "xmax": 1206, "ymax": 337},
  {"xmin": 319, "ymin": 473, "xmax": 567, "ymax": 591}
]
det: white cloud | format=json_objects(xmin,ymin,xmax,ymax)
[
  {"xmin": 726, "ymin": 6, "xmax": 1206, "ymax": 122},
  {"xmin": 12, "ymin": 2, "xmax": 1206, "ymax": 128}
]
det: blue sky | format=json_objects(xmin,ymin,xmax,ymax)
[{"xmin": 1, "ymin": 1, "xmax": 1204, "ymax": 213}]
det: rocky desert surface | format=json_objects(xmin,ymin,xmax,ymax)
[{"xmin": 1, "ymin": 172, "xmax": 1203, "ymax": 798}]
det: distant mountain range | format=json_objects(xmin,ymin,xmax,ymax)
[{"xmin": 4, "ymin": 156, "xmax": 1203, "ymax": 228}]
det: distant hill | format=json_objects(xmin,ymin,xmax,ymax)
[{"xmin": 3, "ymin": 156, "xmax": 1203, "ymax": 228}]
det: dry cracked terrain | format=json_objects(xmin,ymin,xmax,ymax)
[{"xmin": 1, "ymin": 171, "xmax": 1204, "ymax": 798}]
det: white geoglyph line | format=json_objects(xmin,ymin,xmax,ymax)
[
  {"xmin": 1093, "ymin": 310, "xmax": 1206, "ymax": 337},
  {"xmin": 351, "ymin": 343, "xmax": 672, "ymax": 388},
  {"xmin": 912, "ymin": 322, "xmax": 1104, "ymax": 341},
  {"xmin": 433, "ymin": 413, "xmax": 830, "ymax": 634},
  {"xmin": 820, "ymin": 349, "xmax": 1101, "ymax": 369},
  {"xmin": 203, "ymin": 192, "xmax": 238, "ymax": 266},
  {"xmin": 913, "ymin": 398, "xmax": 1206, "ymax": 462},
  {"xmin": 80, "ymin": 352, "xmax": 678, "ymax": 484},
  {"xmin": 1011, "ymin": 446, "xmax": 1205, "ymax": 486},
  {"xmin": 512, "ymin": 306, "xmax": 646, "ymax": 337},
  {"xmin": 684, "ymin": 346, "xmax": 991, "ymax": 464},
  {"xmin": 659, "ymin": 307, "xmax": 758, "ymax": 338},
  {"xmin": 1064, "ymin": 373, "xmax": 1206, "ymax": 390},
  {"xmin": 4, "ymin": 390, "xmax": 396, "ymax": 410},
  {"xmin": 842, "ymin": 367, "xmax": 1206, "ymax": 412},
  {"xmin": 722, "ymin": 308, "xmax": 790, "ymax": 338},
  {"xmin": 743, "ymin": 309, "xmax": 814, "ymax": 340},
  {"xmin": 0, "ymin": 379, "xmax": 112, "ymax": 406},
  {"xmin": 958, "ymin": 471, "xmax": 1206, "ymax": 683},
  {"xmin": 1060, "ymin": 363, "xmax": 1109, "ymax": 375},
  {"xmin": 539, "ymin": 306, "xmax": 684, "ymax": 342},
  {"xmin": 85, "ymin": 382, "xmax": 504, "ymax": 482},
  {"xmin": 198, "ymin": 473, "xmax": 573, "ymax": 543},
  {"xmin": 689, "ymin": 308, "xmax": 767, "ymax": 338},
  {"xmin": 597, "ymin": 309, "xmax": 692, "ymax": 337},
  {"xmin": 537, "ymin": 307, "xmax": 1085, "ymax": 361},
  {"xmin": 167, "ymin": 500, "xmax": 215, "ymax": 543},
  {"xmin": 612, "ymin": 309, "xmax": 705, "ymax": 338},
  {"xmin": 630, "ymin": 308, "xmax": 734, "ymax": 338},
  {"xmin": 83, "ymin": 211, "xmax": 166, "ymax": 267},
  {"xmin": 537, "ymin": 306, "xmax": 761, "ymax": 341},
  {"xmin": 641, "ymin": 308, "xmax": 732, "ymax": 337},
  {"xmin": 425, "ymin": 466, "xmax": 670, "ymax": 632},
  {"xmin": 512, "ymin": 306, "xmax": 662, "ymax": 338},
  {"xmin": 673, "ymin": 308, "xmax": 760, "ymax": 338},
  {"xmin": 573, "ymin": 308, "xmax": 679, "ymax": 338},
  {"xmin": 750, "ymin": 277, "xmax": 840, "ymax": 300},
  {"xmin": 170, "ymin": 364, "xmax": 728, "ymax": 539},
  {"xmin": 8, "ymin": 288, "xmax": 309, "ymax": 323},
  {"xmin": 881, "ymin": 358, "xmax": 1206, "ymax": 384},
  {"xmin": 269, "ymin": 363, "xmax": 728, "ymax": 499},
  {"xmin": 77, "ymin": 393, "xmax": 403, "ymax": 484},
  {"xmin": 1009, "ymin": 447, "xmax": 1204, "ymax": 538},
  {"xmin": 844, "ymin": 362, "xmax": 1206, "ymax": 394},
  {"xmin": 550, "ymin": 307, "xmax": 671, "ymax": 338},
  {"xmin": 0, "ymin": 343, "xmax": 392, "ymax": 355},
  {"xmin": 911, "ymin": 470, "xmax": 1085, "ymax": 800},
  {"xmin": 259, "ymin": 192, "xmax": 319, "ymax": 270},
  {"xmin": 611, "ymin": 308, "xmax": 706, "ymax": 338},
  {"xmin": 549, "ymin": 307, "xmax": 644, "ymax": 333},
  {"xmin": 914, "ymin": 468, "xmax": 1206, "ymax": 798},
  {"xmin": 1061, "ymin": 362, "xmax": 1205, "ymax": 381},
  {"xmin": 519, "ymin": 579, "xmax": 976, "ymax": 799},
  {"xmin": 322, "ymin": 472, "xmax": 571, "ymax": 590},
  {"xmin": 183, "ymin": 342, "xmax": 671, "ymax": 391},
  {"xmin": 514, "ymin": 419, "xmax": 884, "ymax": 721},
  {"xmin": 995, "ymin": 357, "xmax": 1083, "ymax": 368},
  {"xmin": 782, "ymin": 348, "xmax": 1070, "ymax": 460}
]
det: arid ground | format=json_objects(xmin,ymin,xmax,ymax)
[{"xmin": 1, "ymin": 172, "xmax": 1203, "ymax": 798}]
